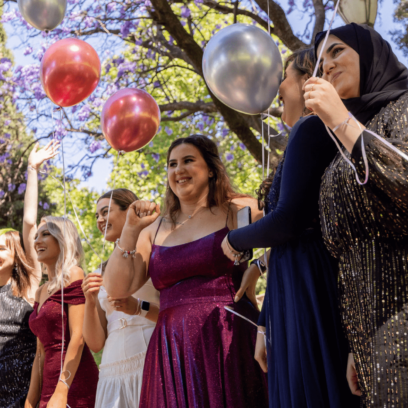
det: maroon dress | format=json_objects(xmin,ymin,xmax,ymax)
[
  {"xmin": 140, "ymin": 222, "xmax": 268, "ymax": 408},
  {"xmin": 29, "ymin": 280, "xmax": 98, "ymax": 408}
]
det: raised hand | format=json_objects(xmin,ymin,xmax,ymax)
[
  {"xmin": 108, "ymin": 296, "xmax": 140, "ymax": 315},
  {"xmin": 28, "ymin": 140, "xmax": 60, "ymax": 170},
  {"xmin": 82, "ymin": 272, "xmax": 103, "ymax": 304},
  {"xmin": 126, "ymin": 200, "xmax": 161, "ymax": 230}
]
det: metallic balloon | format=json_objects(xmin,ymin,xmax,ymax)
[
  {"xmin": 18, "ymin": 0, "xmax": 67, "ymax": 32},
  {"xmin": 101, "ymin": 89, "xmax": 161, "ymax": 153},
  {"xmin": 40, "ymin": 38, "xmax": 101, "ymax": 107},
  {"xmin": 339, "ymin": 0, "xmax": 378, "ymax": 27},
  {"xmin": 203, "ymin": 24, "xmax": 283, "ymax": 115}
]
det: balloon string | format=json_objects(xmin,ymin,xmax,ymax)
[
  {"xmin": 224, "ymin": 306, "xmax": 257, "ymax": 327},
  {"xmin": 99, "ymin": 151, "xmax": 123, "ymax": 274},
  {"xmin": 313, "ymin": 0, "xmax": 340, "ymax": 78}
]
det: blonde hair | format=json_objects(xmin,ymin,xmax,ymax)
[{"xmin": 41, "ymin": 216, "xmax": 84, "ymax": 293}]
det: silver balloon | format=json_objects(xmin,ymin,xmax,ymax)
[
  {"xmin": 203, "ymin": 24, "xmax": 282, "ymax": 115},
  {"xmin": 18, "ymin": 0, "xmax": 67, "ymax": 31}
]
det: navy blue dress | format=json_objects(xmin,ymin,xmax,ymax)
[{"xmin": 229, "ymin": 116, "xmax": 360, "ymax": 408}]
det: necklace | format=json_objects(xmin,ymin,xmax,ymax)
[{"xmin": 164, "ymin": 196, "xmax": 208, "ymax": 228}]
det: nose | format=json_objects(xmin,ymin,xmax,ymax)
[
  {"xmin": 96, "ymin": 213, "xmax": 105, "ymax": 223},
  {"xmin": 322, "ymin": 57, "xmax": 335, "ymax": 79}
]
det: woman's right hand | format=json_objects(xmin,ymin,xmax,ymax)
[
  {"xmin": 346, "ymin": 353, "xmax": 362, "ymax": 396},
  {"xmin": 82, "ymin": 273, "xmax": 103, "ymax": 304},
  {"xmin": 126, "ymin": 200, "xmax": 161, "ymax": 229},
  {"xmin": 28, "ymin": 140, "xmax": 60, "ymax": 170},
  {"xmin": 254, "ymin": 326, "xmax": 267, "ymax": 373}
]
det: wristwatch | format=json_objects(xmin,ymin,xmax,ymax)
[
  {"xmin": 140, "ymin": 300, "xmax": 150, "ymax": 317},
  {"xmin": 250, "ymin": 259, "xmax": 267, "ymax": 275}
]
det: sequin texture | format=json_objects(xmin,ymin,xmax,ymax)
[{"xmin": 319, "ymin": 93, "xmax": 408, "ymax": 406}]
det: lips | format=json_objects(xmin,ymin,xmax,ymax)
[
  {"xmin": 331, "ymin": 71, "xmax": 342, "ymax": 84},
  {"xmin": 176, "ymin": 178, "xmax": 191, "ymax": 184}
]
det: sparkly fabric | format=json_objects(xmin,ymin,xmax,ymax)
[
  {"xmin": 0, "ymin": 284, "xmax": 36, "ymax": 408},
  {"xmin": 29, "ymin": 280, "xmax": 99, "ymax": 408},
  {"xmin": 139, "ymin": 226, "xmax": 268, "ymax": 408},
  {"xmin": 319, "ymin": 92, "xmax": 408, "ymax": 406}
]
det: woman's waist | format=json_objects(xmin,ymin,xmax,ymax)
[
  {"xmin": 159, "ymin": 275, "xmax": 236, "ymax": 311},
  {"xmin": 99, "ymin": 350, "xmax": 147, "ymax": 378}
]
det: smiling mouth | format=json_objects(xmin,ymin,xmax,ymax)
[
  {"xmin": 331, "ymin": 72, "xmax": 342, "ymax": 83},
  {"xmin": 36, "ymin": 248, "xmax": 46, "ymax": 254},
  {"xmin": 177, "ymin": 178, "xmax": 191, "ymax": 184}
]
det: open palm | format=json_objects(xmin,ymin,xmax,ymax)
[{"xmin": 28, "ymin": 140, "xmax": 60, "ymax": 170}]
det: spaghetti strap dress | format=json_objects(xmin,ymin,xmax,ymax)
[
  {"xmin": 139, "ymin": 215, "xmax": 268, "ymax": 408},
  {"xmin": 29, "ymin": 280, "xmax": 99, "ymax": 408}
]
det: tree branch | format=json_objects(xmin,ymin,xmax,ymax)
[{"xmin": 312, "ymin": 0, "xmax": 326, "ymax": 42}]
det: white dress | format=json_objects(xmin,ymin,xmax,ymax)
[{"xmin": 95, "ymin": 278, "xmax": 159, "ymax": 408}]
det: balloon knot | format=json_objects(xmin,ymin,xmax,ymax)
[
  {"xmin": 118, "ymin": 150, "xmax": 125, "ymax": 156},
  {"xmin": 54, "ymin": 107, "xmax": 62, "ymax": 112}
]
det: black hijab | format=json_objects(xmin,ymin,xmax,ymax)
[{"xmin": 315, "ymin": 23, "xmax": 408, "ymax": 125}]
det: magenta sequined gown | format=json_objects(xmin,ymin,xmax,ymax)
[
  {"xmin": 29, "ymin": 280, "xmax": 99, "ymax": 408},
  {"xmin": 140, "ymin": 226, "xmax": 268, "ymax": 408}
]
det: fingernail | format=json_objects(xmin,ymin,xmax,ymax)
[{"xmin": 234, "ymin": 296, "xmax": 239, "ymax": 302}]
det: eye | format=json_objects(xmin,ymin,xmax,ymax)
[
  {"xmin": 332, "ymin": 47, "xmax": 344, "ymax": 57},
  {"xmin": 184, "ymin": 158, "xmax": 193, "ymax": 164},
  {"xmin": 169, "ymin": 162, "xmax": 177, "ymax": 167}
]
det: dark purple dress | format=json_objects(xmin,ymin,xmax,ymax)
[
  {"xmin": 29, "ymin": 280, "xmax": 99, "ymax": 408},
  {"xmin": 140, "ymin": 223, "xmax": 268, "ymax": 408}
]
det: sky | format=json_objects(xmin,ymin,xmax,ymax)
[{"xmin": 4, "ymin": 0, "xmax": 405, "ymax": 194}]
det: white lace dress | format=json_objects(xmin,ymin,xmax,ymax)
[{"xmin": 95, "ymin": 278, "xmax": 159, "ymax": 408}]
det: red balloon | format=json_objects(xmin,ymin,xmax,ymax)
[
  {"xmin": 101, "ymin": 88, "xmax": 161, "ymax": 153},
  {"xmin": 40, "ymin": 38, "xmax": 101, "ymax": 107}
]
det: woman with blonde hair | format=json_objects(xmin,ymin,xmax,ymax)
[
  {"xmin": 24, "ymin": 142, "xmax": 98, "ymax": 408},
  {"xmin": 82, "ymin": 188, "xmax": 160, "ymax": 407},
  {"xmin": 0, "ymin": 142, "xmax": 57, "ymax": 407}
]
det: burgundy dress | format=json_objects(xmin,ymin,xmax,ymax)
[
  {"xmin": 29, "ymin": 280, "xmax": 98, "ymax": 408},
  {"xmin": 140, "ymin": 223, "xmax": 268, "ymax": 408}
]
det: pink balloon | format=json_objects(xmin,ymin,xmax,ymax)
[{"xmin": 101, "ymin": 88, "xmax": 161, "ymax": 153}]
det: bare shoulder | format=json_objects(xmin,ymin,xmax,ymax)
[
  {"xmin": 69, "ymin": 266, "xmax": 85, "ymax": 283},
  {"xmin": 34, "ymin": 285, "xmax": 43, "ymax": 303},
  {"xmin": 231, "ymin": 196, "xmax": 258, "ymax": 210},
  {"xmin": 143, "ymin": 216, "xmax": 163, "ymax": 244}
]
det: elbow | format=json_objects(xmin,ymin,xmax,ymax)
[{"xmin": 88, "ymin": 342, "xmax": 104, "ymax": 354}]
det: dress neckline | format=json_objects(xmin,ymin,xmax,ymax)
[{"xmin": 152, "ymin": 226, "xmax": 229, "ymax": 249}]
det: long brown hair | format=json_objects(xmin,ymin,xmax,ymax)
[
  {"xmin": 97, "ymin": 189, "xmax": 138, "ymax": 273},
  {"xmin": 165, "ymin": 134, "xmax": 247, "ymax": 226},
  {"xmin": 2, "ymin": 230, "xmax": 35, "ymax": 298},
  {"xmin": 257, "ymin": 48, "xmax": 315, "ymax": 207}
]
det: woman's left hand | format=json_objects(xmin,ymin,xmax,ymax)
[
  {"xmin": 46, "ymin": 387, "xmax": 67, "ymax": 407},
  {"xmin": 234, "ymin": 263, "xmax": 260, "ymax": 309},
  {"xmin": 303, "ymin": 77, "xmax": 349, "ymax": 129},
  {"xmin": 108, "ymin": 296, "xmax": 140, "ymax": 315},
  {"xmin": 221, "ymin": 234, "xmax": 242, "ymax": 262}
]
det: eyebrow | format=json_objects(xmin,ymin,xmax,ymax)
[
  {"xmin": 325, "ymin": 42, "xmax": 343, "ymax": 55},
  {"xmin": 95, "ymin": 206, "xmax": 110, "ymax": 216},
  {"xmin": 169, "ymin": 155, "xmax": 196, "ymax": 163}
]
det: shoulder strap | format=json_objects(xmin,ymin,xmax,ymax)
[{"xmin": 152, "ymin": 217, "xmax": 164, "ymax": 245}]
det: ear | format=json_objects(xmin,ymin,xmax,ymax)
[{"xmin": 209, "ymin": 171, "xmax": 214, "ymax": 178}]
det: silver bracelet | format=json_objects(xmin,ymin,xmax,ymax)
[
  {"xmin": 28, "ymin": 165, "xmax": 38, "ymax": 171},
  {"xmin": 115, "ymin": 238, "xmax": 136, "ymax": 259},
  {"xmin": 257, "ymin": 330, "xmax": 266, "ymax": 336}
]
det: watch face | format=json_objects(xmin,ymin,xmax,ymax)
[{"xmin": 141, "ymin": 301, "xmax": 150, "ymax": 312}]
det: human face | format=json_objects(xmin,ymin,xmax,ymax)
[
  {"xmin": 317, "ymin": 35, "xmax": 360, "ymax": 99},
  {"xmin": 168, "ymin": 143, "xmax": 213, "ymax": 202},
  {"xmin": 0, "ymin": 235, "xmax": 14, "ymax": 281},
  {"xmin": 279, "ymin": 62, "xmax": 309, "ymax": 127},
  {"xmin": 34, "ymin": 222, "xmax": 60, "ymax": 266},
  {"xmin": 95, "ymin": 199, "xmax": 128, "ymax": 242}
]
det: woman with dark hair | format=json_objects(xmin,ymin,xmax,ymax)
[
  {"xmin": 304, "ymin": 23, "xmax": 408, "ymax": 406},
  {"xmin": 222, "ymin": 48, "xmax": 359, "ymax": 408},
  {"xmin": 103, "ymin": 135, "xmax": 268, "ymax": 407},
  {"xmin": 82, "ymin": 188, "xmax": 160, "ymax": 407},
  {"xmin": 0, "ymin": 142, "xmax": 57, "ymax": 408}
]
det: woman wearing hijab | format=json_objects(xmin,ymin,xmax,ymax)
[
  {"xmin": 222, "ymin": 48, "xmax": 359, "ymax": 408},
  {"xmin": 304, "ymin": 23, "xmax": 408, "ymax": 406}
]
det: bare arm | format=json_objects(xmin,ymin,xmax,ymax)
[
  {"xmin": 82, "ymin": 273, "xmax": 107, "ymax": 353},
  {"xmin": 23, "ymin": 141, "xmax": 60, "ymax": 302},
  {"xmin": 104, "ymin": 201, "xmax": 160, "ymax": 298},
  {"xmin": 24, "ymin": 338, "xmax": 45, "ymax": 408}
]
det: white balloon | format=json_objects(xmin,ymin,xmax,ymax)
[
  {"xmin": 203, "ymin": 24, "xmax": 283, "ymax": 115},
  {"xmin": 18, "ymin": 0, "xmax": 67, "ymax": 31},
  {"xmin": 338, "ymin": 0, "xmax": 378, "ymax": 27}
]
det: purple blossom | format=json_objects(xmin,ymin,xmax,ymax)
[
  {"xmin": 107, "ymin": 2, "xmax": 116, "ymax": 12},
  {"xmin": 0, "ymin": 139, "xmax": 4, "ymax": 144},
  {"xmin": 230, "ymin": 144, "xmax": 235, "ymax": 151},
  {"xmin": 8, "ymin": 183, "xmax": 15, "ymax": 192},
  {"xmin": 181, "ymin": 6, "xmax": 191, "ymax": 18},
  {"xmin": 239, "ymin": 143, "xmax": 246, "ymax": 150},
  {"xmin": 78, "ymin": 105, "xmax": 91, "ymax": 121},
  {"xmin": 226, "ymin": 153, "xmax": 234, "ymax": 162},
  {"xmin": 24, "ymin": 46, "xmax": 33, "ymax": 56},
  {"xmin": 138, "ymin": 170, "xmax": 148, "ymax": 177},
  {"xmin": 282, "ymin": 49, "xmax": 287, "ymax": 54},
  {"xmin": 277, "ymin": 123, "xmax": 284, "ymax": 132},
  {"xmin": 1, "ymin": 10, "xmax": 17, "ymax": 23},
  {"xmin": 120, "ymin": 21, "xmax": 133, "ymax": 38},
  {"xmin": 152, "ymin": 153, "xmax": 159, "ymax": 162},
  {"xmin": 0, "ymin": 191, "xmax": 4, "ymax": 198},
  {"xmin": 90, "ymin": 140, "xmax": 102, "ymax": 153},
  {"xmin": 197, "ymin": 122, "xmax": 204, "ymax": 132},
  {"xmin": 153, "ymin": 81, "xmax": 161, "ymax": 88},
  {"xmin": 135, "ymin": 39, "xmax": 143, "ymax": 45},
  {"xmin": 165, "ymin": 127, "xmax": 173, "ymax": 136},
  {"xmin": 221, "ymin": 129, "xmax": 229, "ymax": 137},
  {"xmin": 18, "ymin": 183, "xmax": 26, "ymax": 194},
  {"xmin": 141, "ymin": 163, "xmax": 145, "ymax": 169},
  {"xmin": 194, "ymin": 0, "xmax": 203, "ymax": 4},
  {"xmin": 144, "ymin": 0, "xmax": 152, "ymax": 7},
  {"xmin": 43, "ymin": 202, "xmax": 50, "ymax": 210},
  {"xmin": 4, "ymin": 120, "xmax": 10, "ymax": 126}
]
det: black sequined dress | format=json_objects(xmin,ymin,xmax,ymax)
[
  {"xmin": 0, "ymin": 284, "xmax": 36, "ymax": 407},
  {"xmin": 319, "ymin": 93, "xmax": 408, "ymax": 406}
]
